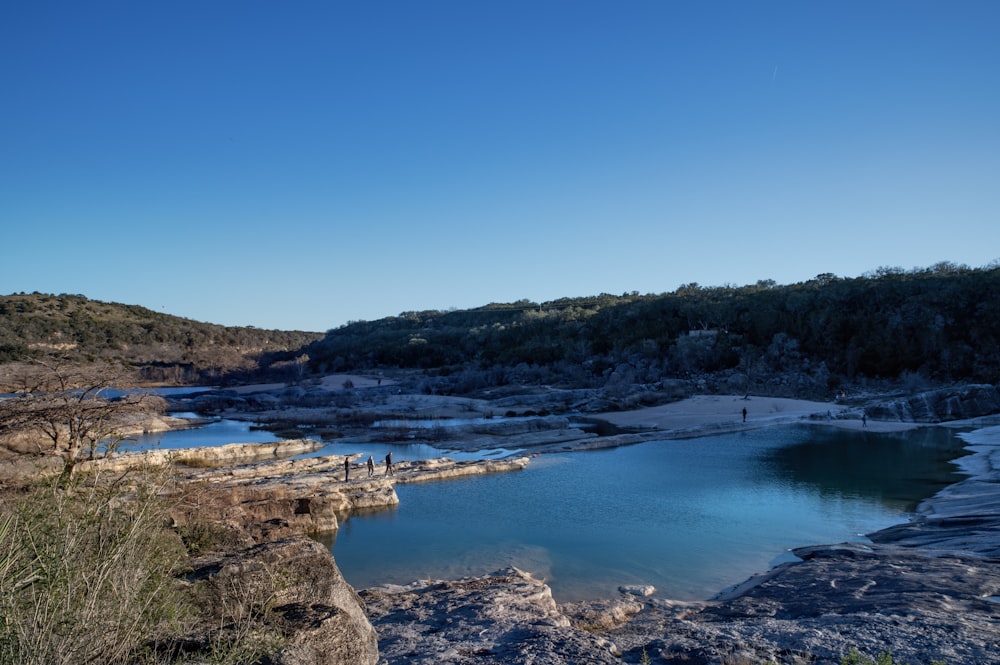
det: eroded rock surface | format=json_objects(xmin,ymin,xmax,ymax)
[
  {"xmin": 603, "ymin": 543, "xmax": 1000, "ymax": 664},
  {"xmin": 167, "ymin": 450, "xmax": 529, "ymax": 535},
  {"xmin": 187, "ymin": 537, "xmax": 379, "ymax": 665},
  {"xmin": 361, "ymin": 567, "xmax": 626, "ymax": 665},
  {"xmin": 866, "ymin": 384, "xmax": 1000, "ymax": 423}
]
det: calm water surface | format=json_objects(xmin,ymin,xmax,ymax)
[
  {"xmin": 125, "ymin": 416, "xmax": 513, "ymax": 462},
  {"xmin": 320, "ymin": 425, "xmax": 967, "ymax": 602}
]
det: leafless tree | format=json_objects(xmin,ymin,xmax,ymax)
[{"xmin": 0, "ymin": 359, "xmax": 159, "ymax": 486}]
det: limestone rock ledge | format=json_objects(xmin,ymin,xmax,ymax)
[
  {"xmin": 361, "ymin": 567, "xmax": 627, "ymax": 665},
  {"xmin": 362, "ymin": 544, "xmax": 1000, "ymax": 665},
  {"xmin": 159, "ymin": 449, "xmax": 531, "ymax": 664},
  {"xmin": 187, "ymin": 536, "xmax": 379, "ymax": 665},
  {"xmin": 78, "ymin": 438, "xmax": 326, "ymax": 474},
  {"xmin": 168, "ymin": 452, "xmax": 529, "ymax": 535},
  {"xmin": 866, "ymin": 384, "xmax": 1000, "ymax": 423},
  {"xmin": 602, "ymin": 543, "xmax": 1000, "ymax": 664}
]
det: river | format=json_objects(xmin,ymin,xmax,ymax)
[
  {"xmin": 317, "ymin": 425, "xmax": 967, "ymax": 602},
  {"xmin": 139, "ymin": 413, "xmax": 968, "ymax": 603}
]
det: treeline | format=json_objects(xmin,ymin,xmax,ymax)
[
  {"xmin": 0, "ymin": 293, "xmax": 322, "ymax": 384},
  {"xmin": 307, "ymin": 263, "xmax": 1000, "ymax": 390},
  {"xmin": 6, "ymin": 263, "xmax": 998, "ymax": 393}
]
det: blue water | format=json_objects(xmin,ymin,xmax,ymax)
[
  {"xmin": 320, "ymin": 426, "xmax": 967, "ymax": 602},
  {"xmin": 131, "ymin": 414, "xmax": 967, "ymax": 602},
  {"xmin": 120, "ymin": 418, "xmax": 281, "ymax": 452},
  {"xmin": 123, "ymin": 415, "xmax": 515, "ymax": 462}
]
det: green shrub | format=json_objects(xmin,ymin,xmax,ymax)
[{"xmin": 841, "ymin": 648, "xmax": 946, "ymax": 665}]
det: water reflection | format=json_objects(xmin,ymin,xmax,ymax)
[
  {"xmin": 124, "ymin": 416, "xmax": 516, "ymax": 462},
  {"xmin": 121, "ymin": 418, "xmax": 280, "ymax": 452},
  {"xmin": 764, "ymin": 427, "xmax": 968, "ymax": 511},
  {"xmin": 326, "ymin": 425, "xmax": 968, "ymax": 602}
]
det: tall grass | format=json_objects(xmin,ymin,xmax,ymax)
[{"xmin": 0, "ymin": 467, "xmax": 189, "ymax": 665}]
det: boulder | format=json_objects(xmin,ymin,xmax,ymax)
[
  {"xmin": 361, "ymin": 567, "xmax": 624, "ymax": 664},
  {"xmin": 188, "ymin": 537, "xmax": 379, "ymax": 665},
  {"xmin": 618, "ymin": 584, "xmax": 656, "ymax": 598}
]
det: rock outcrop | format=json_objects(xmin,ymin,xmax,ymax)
[
  {"xmin": 156, "ymin": 445, "xmax": 529, "ymax": 664},
  {"xmin": 361, "ymin": 567, "xmax": 628, "ymax": 664},
  {"xmin": 167, "ymin": 451, "xmax": 530, "ymax": 535},
  {"xmin": 357, "ymin": 541, "xmax": 1000, "ymax": 665},
  {"xmin": 77, "ymin": 438, "xmax": 326, "ymax": 475},
  {"xmin": 866, "ymin": 384, "xmax": 1000, "ymax": 423},
  {"xmin": 187, "ymin": 536, "xmax": 379, "ymax": 665},
  {"xmin": 604, "ymin": 542, "xmax": 1000, "ymax": 664}
]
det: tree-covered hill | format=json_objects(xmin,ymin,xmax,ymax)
[
  {"xmin": 306, "ymin": 263, "xmax": 1000, "ymax": 394},
  {"xmin": 5, "ymin": 262, "xmax": 998, "ymax": 396},
  {"xmin": 0, "ymin": 293, "xmax": 323, "ymax": 385}
]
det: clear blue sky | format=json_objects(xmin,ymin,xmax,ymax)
[{"xmin": 3, "ymin": 1, "xmax": 998, "ymax": 332}]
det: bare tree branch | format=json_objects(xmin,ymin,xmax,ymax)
[{"xmin": 0, "ymin": 358, "xmax": 159, "ymax": 485}]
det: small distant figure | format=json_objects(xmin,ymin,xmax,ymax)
[
  {"xmin": 384, "ymin": 451, "xmax": 394, "ymax": 476},
  {"xmin": 742, "ymin": 407, "xmax": 747, "ymax": 423},
  {"xmin": 367, "ymin": 455, "xmax": 375, "ymax": 477},
  {"xmin": 862, "ymin": 413, "xmax": 867, "ymax": 428},
  {"xmin": 344, "ymin": 456, "xmax": 351, "ymax": 482}
]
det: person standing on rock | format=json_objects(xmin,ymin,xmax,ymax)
[
  {"xmin": 384, "ymin": 451, "xmax": 394, "ymax": 476},
  {"xmin": 367, "ymin": 455, "xmax": 375, "ymax": 477},
  {"xmin": 742, "ymin": 407, "xmax": 747, "ymax": 423},
  {"xmin": 344, "ymin": 456, "xmax": 351, "ymax": 482}
]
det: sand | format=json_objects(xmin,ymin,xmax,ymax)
[{"xmin": 596, "ymin": 394, "xmax": 917, "ymax": 434}]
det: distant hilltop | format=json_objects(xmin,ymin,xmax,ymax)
[
  {"xmin": 4, "ymin": 262, "xmax": 1000, "ymax": 396},
  {"xmin": 0, "ymin": 292, "xmax": 322, "ymax": 386},
  {"xmin": 304, "ymin": 263, "xmax": 1000, "ymax": 396}
]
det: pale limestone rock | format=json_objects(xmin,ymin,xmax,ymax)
[
  {"xmin": 362, "ymin": 567, "xmax": 623, "ymax": 665},
  {"xmin": 189, "ymin": 537, "xmax": 379, "ymax": 665},
  {"xmin": 618, "ymin": 584, "xmax": 656, "ymax": 597}
]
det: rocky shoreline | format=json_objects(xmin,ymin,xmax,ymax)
[
  {"xmin": 6, "ymin": 377, "xmax": 998, "ymax": 664},
  {"xmin": 152, "ymin": 378, "xmax": 1000, "ymax": 664},
  {"xmin": 361, "ymin": 421, "xmax": 1000, "ymax": 665}
]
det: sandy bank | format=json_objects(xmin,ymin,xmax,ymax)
[
  {"xmin": 594, "ymin": 394, "xmax": 918, "ymax": 437},
  {"xmin": 226, "ymin": 373, "xmax": 393, "ymax": 394}
]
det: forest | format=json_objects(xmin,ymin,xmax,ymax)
[
  {"xmin": 3, "ymin": 262, "xmax": 998, "ymax": 396},
  {"xmin": 305, "ymin": 262, "xmax": 1000, "ymax": 394}
]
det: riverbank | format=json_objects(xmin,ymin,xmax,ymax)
[
  {"xmin": 134, "ymin": 381, "xmax": 1000, "ymax": 662},
  {"xmin": 362, "ymin": 417, "xmax": 1000, "ymax": 664},
  {"xmin": 595, "ymin": 393, "xmax": 917, "ymax": 434},
  {"xmin": 187, "ymin": 376, "xmax": 924, "ymax": 455}
]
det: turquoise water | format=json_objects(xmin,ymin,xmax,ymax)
[
  {"xmin": 125, "ymin": 416, "xmax": 512, "ymax": 462},
  {"xmin": 320, "ymin": 426, "xmax": 967, "ymax": 602},
  {"xmin": 121, "ymin": 418, "xmax": 281, "ymax": 452}
]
